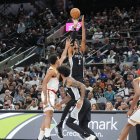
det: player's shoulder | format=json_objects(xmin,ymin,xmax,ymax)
[
  {"xmin": 66, "ymin": 77, "xmax": 78, "ymax": 85},
  {"xmin": 47, "ymin": 68, "xmax": 57, "ymax": 75}
]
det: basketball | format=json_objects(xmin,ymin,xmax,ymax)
[{"xmin": 70, "ymin": 8, "xmax": 80, "ymax": 19}]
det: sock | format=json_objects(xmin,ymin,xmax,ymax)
[
  {"xmin": 38, "ymin": 129, "xmax": 44, "ymax": 140},
  {"xmin": 44, "ymin": 128, "xmax": 51, "ymax": 138}
]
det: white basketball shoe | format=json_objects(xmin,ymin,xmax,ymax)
[{"xmin": 85, "ymin": 134, "xmax": 96, "ymax": 140}]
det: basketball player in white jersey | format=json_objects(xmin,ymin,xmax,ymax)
[
  {"xmin": 37, "ymin": 39, "xmax": 70, "ymax": 140},
  {"xmin": 118, "ymin": 77, "xmax": 140, "ymax": 140}
]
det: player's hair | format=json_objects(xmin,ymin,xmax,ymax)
[
  {"xmin": 57, "ymin": 65, "xmax": 70, "ymax": 77},
  {"xmin": 49, "ymin": 54, "xmax": 58, "ymax": 64}
]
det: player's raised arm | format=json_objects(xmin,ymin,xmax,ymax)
[
  {"xmin": 59, "ymin": 38, "xmax": 70, "ymax": 65},
  {"xmin": 80, "ymin": 15, "xmax": 86, "ymax": 53}
]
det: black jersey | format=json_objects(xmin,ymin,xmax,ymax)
[
  {"xmin": 64, "ymin": 80, "xmax": 81, "ymax": 102},
  {"xmin": 63, "ymin": 80, "xmax": 91, "ymax": 122},
  {"xmin": 65, "ymin": 86, "xmax": 81, "ymax": 102},
  {"xmin": 69, "ymin": 51, "xmax": 84, "ymax": 81}
]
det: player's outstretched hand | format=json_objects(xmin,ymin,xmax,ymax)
[{"xmin": 55, "ymin": 103, "xmax": 62, "ymax": 111}]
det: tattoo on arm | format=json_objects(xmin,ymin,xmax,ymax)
[
  {"xmin": 71, "ymin": 80, "xmax": 81, "ymax": 88},
  {"xmin": 70, "ymin": 80, "xmax": 85, "ymax": 99}
]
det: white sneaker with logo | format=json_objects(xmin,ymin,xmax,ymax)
[{"xmin": 85, "ymin": 135, "xmax": 96, "ymax": 140}]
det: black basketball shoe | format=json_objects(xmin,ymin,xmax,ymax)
[
  {"xmin": 56, "ymin": 125, "xmax": 63, "ymax": 139},
  {"xmin": 42, "ymin": 136, "xmax": 52, "ymax": 140}
]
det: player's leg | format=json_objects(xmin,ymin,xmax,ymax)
[
  {"xmin": 79, "ymin": 101, "xmax": 97, "ymax": 140},
  {"xmin": 56, "ymin": 100, "xmax": 76, "ymax": 138},
  {"xmin": 79, "ymin": 118, "xmax": 98, "ymax": 140},
  {"xmin": 43, "ymin": 110, "xmax": 53, "ymax": 140},
  {"xmin": 38, "ymin": 109, "xmax": 53, "ymax": 140},
  {"xmin": 119, "ymin": 109, "xmax": 140, "ymax": 140},
  {"xmin": 38, "ymin": 117, "xmax": 45, "ymax": 140},
  {"xmin": 58, "ymin": 100, "xmax": 76, "ymax": 127},
  {"xmin": 66, "ymin": 116, "xmax": 91, "ymax": 138},
  {"xmin": 43, "ymin": 92, "xmax": 56, "ymax": 140},
  {"xmin": 118, "ymin": 123, "xmax": 133, "ymax": 140},
  {"xmin": 136, "ymin": 124, "xmax": 140, "ymax": 140}
]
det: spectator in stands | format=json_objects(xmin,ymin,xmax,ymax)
[
  {"xmin": 92, "ymin": 38, "xmax": 103, "ymax": 49},
  {"xmin": 25, "ymin": 94, "xmax": 32, "ymax": 107},
  {"xmin": 99, "ymin": 69, "xmax": 108, "ymax": 80},
  {"xmin": 105, "ymin": 101, "xmax": 116, "ymax": 111},
  {"xmin": 3, "ymin": 102, "xmax": 10, "ymax": 110},
  {"xmin": 114, "ymin": 95, "xmax": 124, "ymax": 110},
  {"xmin": 14, "ymin": 103, "xmax": 21, "ymax": 110},
  {"xmin": 116, "ymin": 82, "xmax": 129, "ymax": 100},
  {"xmin": 128, "ymin": 49, "xmax": 139, "ymax": 62},
  {"xmin": 94, "ymin": 51, "xmax": 104, "ymax": 63},
  {"xmin": 94, "ymin": 87, "xmax": 104, "ymax": 100},
  {"xmin": 91, "ymin": 103, "xmax": 100, "ymax": 111},
  {"xmin": 13, "ymin": 87, "xmax": 25, "ymax": 103},
  {"xmin": 29, "ymin": 87, "xmax": 37, "ymax": 98},
  {"xmin": 87, "ymin": 71, "xmax": 96, "ymax": 86},
  {"xmin": 35, "ymin": 85, "xmax": 42, "ymax": 101},
  {"xmin": 126, "ymin": 73, "xmax": 134, "ymax": 89},
  {"xmin": 118, "ymin": 101, "xmax": 129, "ymax": 110},
  {"xmin": 48, "ymin": 45, "xmax": 57, "ymax": 57},
  {"xmin": 92, "ymin": 68, "xmax": 99, "ymax": 81},
  {"xmin": 7, "ymin": 98, "xmax": 15, "ymax": 110},
  {"xmin": 104, "ymin": 84, "xmax": 115, "ymax": 104},
  {"xmin": 28, "ymin": 75, "xmax": 40, "ymax": 86},
  {"xmin": 27, "ymin": 98, "xmax": 38, "ymax": 110},
  {"xmin": 38, "ymin": 101, "xmax": 43, "ymax": 110},
  {"xmin": 85, "ymin": 78, "xmax": 93, "ymax": 93},
  {"xmin": 29, "ymin": 67, "xmax": 37, "ymax": 78},
  {"xmin": 0, "ymin": 83, "xmax": 9, "ymax": 95},
  {"xmin": 107, "ymin": 50, "xmax": 116, "ymax": 63},
  {"xmin": 92, "ymin": 28, "xmax": 103, "ymax": 40},
  {"xmin": 9, "ymin": 83, "xmax": 16, "ymax": 98},
  {"xmin": 15, "ymin": 73, "xmax": 23, "ymax": 85},
  {"xmin": 17, "ymin": 21, "xmax": 26, "ymax": 34}
]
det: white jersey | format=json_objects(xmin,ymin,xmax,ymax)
[
  {"xmin": 128, "ymin": 109, "xmax": 140, "ymax": 126},
  {"xmin": 42, "ymin": 66, "xmax": 59, "ymax": 112},
  {"xmin": 47, "ymin": 66, "xmax": 59, "ymax": 92}
]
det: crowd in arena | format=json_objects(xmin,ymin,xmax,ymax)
[
  {"xmin": 0, "ymin": 3, "xmax": 67, "ymax": 58},
  {"xmin": 0, "ymin": 4, "xmax": 140, "ymax": 112}
]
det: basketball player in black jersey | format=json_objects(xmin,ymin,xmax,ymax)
[
  {"xmin": 56, "ymin": 65, "xmax": 98, "ymax": 140},
  {"xmin": 68, "ymin": 15, "xmax": 86, "ymax": 83},
  {"xmin": 56, "ymin": 15, "xmax": 87, "ymax": 139}
]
